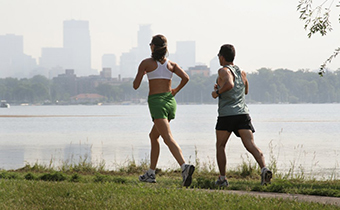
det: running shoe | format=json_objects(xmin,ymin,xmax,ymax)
[
  {"xmin": 139, "ymin": 172, "xmax": 156, "ymax": 183},
  {"xmin": 261, "ymin": 168, "xmax": 272, "ymax": 185},
  {"xmin": 182, "ymin": 164, "xmax": 195, "ymax": 187},
  {"xmin": 215, "ymin": 177, "xmax": 229, "ymax": 187}
]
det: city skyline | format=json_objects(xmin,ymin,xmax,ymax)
[
  {"xmin": 1, "ymin": 22, "xmax": 202, "ymax": 79},
  {"xmin": 1, "ymin": 0, "xmax": 340, "ymax": 77}
]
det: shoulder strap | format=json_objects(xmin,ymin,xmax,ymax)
[{"xmin": 223, "ymin": 65, "xmax": 238, "ymax": 79}]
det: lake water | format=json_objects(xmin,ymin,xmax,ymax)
[{"xmin": 0, "ymin": 104, "xmax": 339, "ymax": 179}]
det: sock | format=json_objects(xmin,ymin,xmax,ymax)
[
  {"xmin": 181, "ymin": 163, "xmax": 187, "ymax": 171},
  {"xmin": 219, "ymin": 175, "xmax": 226, "ymax": 181},
  {"xmin": 147, "ymin": 168, "xmax": 155, "ymax": 175},
  {"xmin": 261, "ymin": 167, "xmax": 268, "ymax": 173}
]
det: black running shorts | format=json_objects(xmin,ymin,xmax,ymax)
[{"xmin": 215, "ymin": 114, "xmax": 255, "ymax": 137}]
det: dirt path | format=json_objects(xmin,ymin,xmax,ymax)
[{"xmin": 194, "ymin": 189, "xmax": 340, "ymax": 207}]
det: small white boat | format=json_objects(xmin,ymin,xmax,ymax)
[{"xmin": 0, "ymin": 100, "xmax": 10, "ymax": 108}]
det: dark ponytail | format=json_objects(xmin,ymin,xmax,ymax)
[{"xmin": 151, "ymin": 35, "xmax": 168, "ymax": 62}]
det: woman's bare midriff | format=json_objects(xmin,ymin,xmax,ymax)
[{"xmin": 148, "ymin": 79, "xmax": 172, "ymax": 95}]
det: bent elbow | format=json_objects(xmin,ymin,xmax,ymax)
[
  {"xmin": 132, "ymin": 82, "xmax": 138, "ymax": 90},
  {"xmin": 184, "ymin": 75, "xmax": 190, "ymax": 83}
]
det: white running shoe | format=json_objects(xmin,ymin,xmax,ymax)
[
  {"xmin": 261, "ymin": 168, "xmax": 272, "ymax": 185},
  {"xmin": 215, "ymin": 177, "xmax": 229, "ymax": 187},
  {"xmin": 182, "ymin": 164, "xmax": 195, "ymax": 187},
  {"xmin": 139, "ymin": 172, "xmax": 156, "ymax": 183}
]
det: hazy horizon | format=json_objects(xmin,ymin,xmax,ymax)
[{"xmin": 1, "ymin": 0, "xmax": 339, "ymax": 74}]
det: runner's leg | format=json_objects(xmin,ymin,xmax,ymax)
[
  {"xmin": 149, "ymin": 125, "xmax": 160, "ymax": 170},
  {"xmin": 238, "ymin": 129, "xmax": 265, "ymax": 168},
  {"xmin": 216, "ymin": 130, "xmax": 231, "ymax": 176},
  {"xmin": 153, "ymin": 118, "xmax": 185, "ymax": 166}
]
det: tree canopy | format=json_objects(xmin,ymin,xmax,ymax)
[{"xmin": 297, "ymin": 0, "xmax": 340, "ymax": 76}]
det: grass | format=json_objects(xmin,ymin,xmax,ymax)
[
  {"xmin": 0, "ymin": 155, "xmax": 339, "ymax": 209},
  {"xmin": 0, "ymin": 141, "xmax": 339, "ymax": 209},
  {"xmin": 1, "ymin": 178, "xmax": 339, "ymax": 210}
]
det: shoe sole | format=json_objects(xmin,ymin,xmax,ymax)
[
  {"xmin": 139, "ymin": 176, "xmax": 156, "ymax": 183},
  {"xmin": 183, "ymin": 165, "xmax": 195, "ymax": 187},
  {"xmin": 216, "ymin": 182, "xmax": 228, "ymax": 187},
  {"xmin": 139, "ymin": 179, "xmax": 156, "ymax": 183}
]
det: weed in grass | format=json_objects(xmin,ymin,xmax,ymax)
[
  {"xmin": 40, "ymin": 172, "xmax": 67, "ymax": 182},
  {"xmin": 24, "ymin": 172, "xmax": 37, "ymax": 181},
  {"xmin": 194, "ymin": 176, "xmax": 215, "ymax": 189},
  {"xmin": 329, "ymin": 150, "xmax": 339, "ymax": 181},
  {"xmin": 70, "ymin": 173, "xmax": 82, "ymax": 182},
  {"xmin": 93, "ymin": 173, "xmax": 127, "ymax": 184},
  {"xmin": 18, "ymin": 162, "xmax": 51, "ymax": 173},
  {"xmin": 268, "ymin": 138, "xmax": 280, "ymax": 176},
  {"xmin": 238, "ymin": 154, "xmax": 260, "ymax": 178},
  {"xmin": 0, "ymin": 171, "xmax": 19, "ymax": 179}
]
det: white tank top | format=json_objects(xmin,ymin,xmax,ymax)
[{"xmin": 147, "ymin": 59, "xmax": 173, "ymax": 80}]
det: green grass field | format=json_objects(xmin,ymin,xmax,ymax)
[
  {"xmin": 0, "ymin": 158, "xmax": 339, "ymax": 210},
  {"xmin": 1, "ymin": 179, "xmax": 339, "ymax": 210}
]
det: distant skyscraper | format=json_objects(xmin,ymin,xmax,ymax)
[
  {"xmin": 63, "ymin": 20, "xmax": 92, "ymax": 76},
  {"xmin": 0, "ymin": 34, "xmax": 36, "ymax": 78},
  {"xmin": 120, "ymin": 48, "xmax": 138, "ymax": 78},
  {"xmin": 209, "ymin": 56, "xmax": 220, "ymax": 75},
  {"xmin": 102, "ymin": 54, "xmax": 118, "ymax": 78},
  {"xmin": 120, "ymin": 25, "xmax": 152, "ymax": 78},
  {"xmin": 175, "ymin": 41, "xmax": 196, "ymax": 70},
  {"xmin": 137, "ymin": 24, "xmax": 152, "ymax": 62}
]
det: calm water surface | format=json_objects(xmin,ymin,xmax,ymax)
[{"xmin": 0, "ymin": 104, "xmax": 339, "ymax": 178}]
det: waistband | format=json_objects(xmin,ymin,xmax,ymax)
[{"xmin": 148, "ymin": 92, "xmax": 172, "ymax": 98}]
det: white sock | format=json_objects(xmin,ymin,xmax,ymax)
[
  {"xmin": 219, "ymin": 175, "xmax": 226, "ymax": 181},
  {"xmin": 261, "ymin": 167, "xmax": 268, "ymax": 173},
  {"xmin": 147, "ymin": 168, "xmax": 155, "ymax": 175},
  {"xmin": 181, "ymin": 163, "xmax": 187, "ymax": 171}
]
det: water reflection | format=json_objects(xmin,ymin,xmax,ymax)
[{"xmin": 0, "ymin": 146, "xmax": 25, "ymax": 170}]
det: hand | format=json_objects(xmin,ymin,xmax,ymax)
[
  {"xmin": 171, "ymin": 89, "xmax": 177, "ymax": 96},
  {"xmin": 212, "ymin": 91, "xmax": 218, "ymax": 99}
]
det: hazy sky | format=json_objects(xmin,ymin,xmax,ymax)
[{"xmin": 1, "ymin": 0, "xmax": 339, "ymax": 73}]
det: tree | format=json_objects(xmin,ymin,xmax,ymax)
[{"xmin": 297, "ymin": 0, "xmax": 340, "ymax": 76}]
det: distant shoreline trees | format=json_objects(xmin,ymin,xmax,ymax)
[{"xmin": 1, "ymin": 68, "xmax": 339, "ymax": 105}]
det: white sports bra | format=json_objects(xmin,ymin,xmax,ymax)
[{"xmin": 147, "ymin": 59, "xmax": 173, "ymax": 80}]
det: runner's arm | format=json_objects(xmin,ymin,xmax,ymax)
[
  {"xmin": 133, "ymin": 61, "xmax": 147, "ymax": 90},
  {"xmin": 172, "ymin": 63, "xmax": 189, "ymax": 96},
  {"xmin": 241, "ymin": 71, "xmax": 249, "ymax": 95},
  {"xmin": 212, "ymin": 68, "xmax": 234, "ymax": 98}
]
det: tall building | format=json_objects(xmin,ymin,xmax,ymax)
[
  {"xmin": 209, "ymin": 56, "xmax": 220, "ymax": 75},
  {"xmin": 120, "ymin": 25, "xmax": 152, "ymax": 79},
  {"xmin": 102, "ymin": 54, "xmax": 118, "ymax": 78},
  {"xmin": 120, "ymin": 48, "xmax": 138, "ymax": 78},
  {"xmin": 137, "ymin": 24, "xmax": 152, "ymax": 62},
  {"xmin": 174, "ymin": 41, "xmax": 196, "ymax": 70},
  {"xmin": 63, "ymin": 20, "xmax": 92, "ymax": 76},
  {"xmin": 0, "ymin": 34, "xmax": 36, "ymax": 78}
]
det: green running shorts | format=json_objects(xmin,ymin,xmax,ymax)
[{"xmin": 148, "ymin": 92, "xmax": 176, "ymax": 120}]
